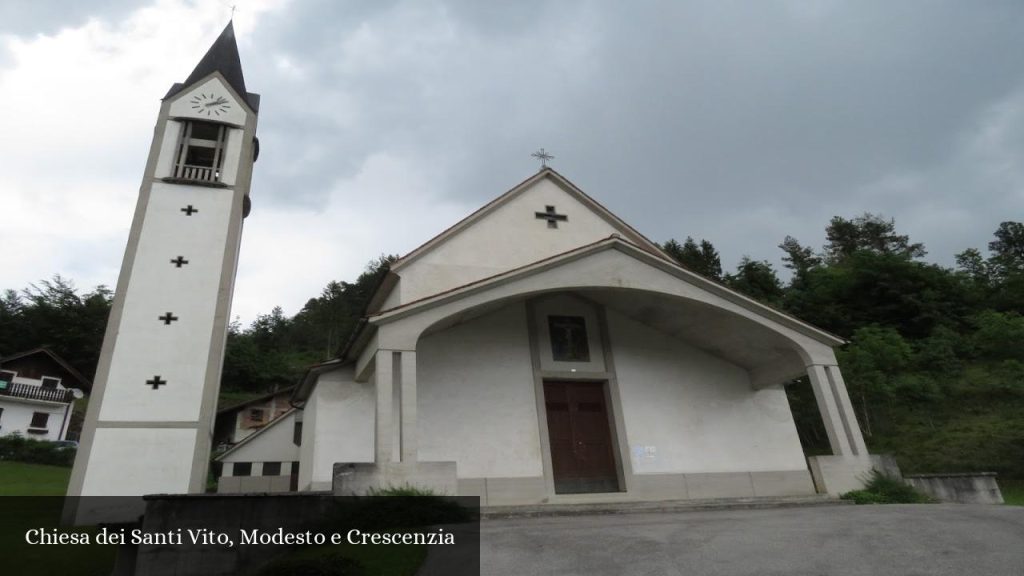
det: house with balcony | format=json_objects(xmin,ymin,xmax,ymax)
[{"xmin": 0, "ymin": 348, "xmax": 91, "ymax": 442}]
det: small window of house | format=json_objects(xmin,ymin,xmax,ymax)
[
  {"xmin": 249, "ymin": 408, "xmax": 265, "ymax": 421},
  {"xmin": 233, "ymin": 462, "xmax": 252, "ymax": 477},
  {"xmin": 262, "ymin": 462, "xmax": 281, "ymax": 476},
  {"xmin": 0, "ymin": 370, "xmax": 16, "ymax": 388},
  {"xmin": 40, "ymin": 377, "xmax": 60, "ymax": 390},
  {"xmin": 173, "ymin": 120, "xmax": 227, "ymax": 183},
  {"xmin": 29, "ymin": 412, "xmax": 49, "ymax": 430},
  {"xmin": 293, "ymin": 421, "xmax": 303, "ymax": 446},
  {"xmin": 548, "ymin": 316, "xmax": 591, "ymax": 362}
]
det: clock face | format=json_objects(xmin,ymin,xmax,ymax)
[{"xmin": 189, "ymin": 92, "xmax": 232, "ymax": 117}]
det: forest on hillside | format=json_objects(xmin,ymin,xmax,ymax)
[{"xmin": 2, "ymin": 215, "xmax": 1022, "ymax": 479}]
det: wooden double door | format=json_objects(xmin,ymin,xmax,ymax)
[{"xmin": 544, "ymin": 381, "xmax": 620, "ymax": 494}]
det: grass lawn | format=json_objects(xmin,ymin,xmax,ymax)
[
  {"xmin": 1001, "ymin": 479, "xmax": 1024, "ymax": 505},
  {"xmin": 0, "ymin": 461, "xmax": 71, "ymax": 495},
  {"xmin": 0, "ymin": 475, "xmax": 116, "ymax": 576}
]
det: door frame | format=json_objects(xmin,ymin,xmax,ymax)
[{"xmin": 527, "ymin": 296, "xmax": 632, "ymax": 499}]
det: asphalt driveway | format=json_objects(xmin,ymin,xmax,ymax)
[{"xmin": 480, "ymin": 504, "xmax": 1024, "ymax": 576}]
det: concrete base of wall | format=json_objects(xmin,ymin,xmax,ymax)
[
  {"xmin": 217, "ymin": 475, "xmax": 291, "ymax": 493},
  {"xmin": 332, "ymin": 461, "xmax": 458, "ymax": 496},
  {"xmin": 905, "ymin": 473, "xmax": 1004, "ymax": 504},
  {"xmin": 807, "ymin": 455, "xmax": 874, "ymax": 495},
  {"xmin": 457, "ymin": 476, "xmax": 548, "ymax": 506},
  {"xmin": 453, "ymin": 470, "xmax": 815, "ymax": 506}
]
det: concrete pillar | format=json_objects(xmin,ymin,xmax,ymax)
[
  {"xmin": 807, "ymin": 364, "xmax": 854, "ymax": 456},
  {"xmin": 399, "ymin": 351, "xmax": 417, "ymax": 463},
  {"xmin": 822, "ymin": 365, "xmax": 868, "ymax": 456},
  {"xmin": 374, "ymin": 350, "xmax": 394, "ymax": 464}
]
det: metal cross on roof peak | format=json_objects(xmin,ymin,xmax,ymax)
[{"xmin": 531, "ymin": 148, "xmax": 554, "ymax": 169}]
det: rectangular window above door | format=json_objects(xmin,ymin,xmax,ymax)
[{"xmin": 548, "ymin": 315, "xmax": 591, "ymax": 362}]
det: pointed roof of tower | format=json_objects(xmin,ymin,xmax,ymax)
[{"xmin": 164, "ymin": 21, "xmax": 260, "ymax": 111}]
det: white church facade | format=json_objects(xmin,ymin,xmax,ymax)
[
  {"xmin": 281, "ymin": 169, "xmax": 874, "ymax": 504},
  {"xmin": 69, "ymin": 22, "xmax": 875, "ymax": 514}
]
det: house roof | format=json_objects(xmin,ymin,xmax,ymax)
[
  {"xmin": 214, "ymin": 408, "xmax": 296, "ymax": 461},
  {"xmin": 0, "ymin": 347, "xmax": 92, "ymax": 391},
  {"xmin": 388, "ymin": 168, "xmax": 673, "ymax": 273},
  {"xmin": 163, "ymin": 21, "xmax": 260, "ymax": 112},
  {"xmin": 217, "ymin": 385, "xmax": 296, "ymax": 415},
  {"xmin": 290, "ymin": 358, "xmax": 349, "ymax": 408}
]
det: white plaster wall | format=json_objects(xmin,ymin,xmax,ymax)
[
  {"xmin": 417, "ymin": 302, "xmax": 543, "ymax": 478},
  {"xmin": 297, "ymin": 388, "xmax": 317, "ymax": 490},
  {"xmin": 379, "ymin": 284, "xmax": 402, "ymax": 311},
  {"xmin": 154, "ymin": 120, "xmax": 181, "ymax": 178},
  {"xmin": 303, "ymin": 368, "xmax": 375, "ymax": 490},
  {"xmin": 99, "ymin": 181, "xmax": 234, "ymax": 422},
  {"xmin": 219, "ymin": 411, "xmax": 299, "ymax": 464},
  {"xmin": 0, "ymin": 400, "xmax": 71, "ymax": 441},
  {"xmin": 219, "ymin": 128, "xmax": 243, "ymax": 186},
  {"xmin": 398, "ymin": 178, "xmax": 630, "ymax": 303},
  {"xmin": 167, "ymin": 77, "xmax": 247, "ymax": 126},
  {"xmin": 608, "ymin": 309, "xmax": 808, "ymax": 474},
  {"xmin": 79, "ymin": 428, "xmax": 196, "ymax": 496}
]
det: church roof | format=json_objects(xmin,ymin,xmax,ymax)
[
  {"xmin": 389, "ymin": 168, "xmax": 672, "ymax": 272},
  {"xmin": 163, "ymin": 21, "xmax": 260, "ymax": 112},
  {"xmin": 371, "ymin": 234, "xmax": 846, "ymax": 347}
]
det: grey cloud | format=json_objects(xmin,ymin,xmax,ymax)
[
  {"xmin": 236, "ymin": 0, "xmax": 1024, "ymax": 266},
  {"xmin": 0, "ymin": 0, "xmax": 146, "ymax": 35}
]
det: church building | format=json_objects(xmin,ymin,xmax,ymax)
[
  {"xmin": 67, "ymin": 21, "xmax": 875, "ymax": 512},
  {"xmin": 276, "ymin": 168, "xmax": 874, "ymax": 504}
]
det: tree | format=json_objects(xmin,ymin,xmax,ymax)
[
  {"xmin": 824, "ymin": 213, "xmax": 926, "ymax": 262},
  {"xmin": 987, "ymin": 221, "xmax": 1024, "ymax": 280},
  {"xmin": 779, "ymin": 236, "xmax": 822, "ymax": 279},
  {"xmin": 0, "ymin": 276, "xmax": 113, "ymax": 379},
  {"xmin": 782, "ymin": 251, "xmax": 970, "ymax": 340},
  {"xmin": 955, "ymin": 248, "xmax": 990, "ymax": 285},
  {"xmin": 219, "ymin": 255, "xmax": 397, "ymax": 392},
  {"xmin": 971, "ymin": 310, "xmax": 1024, "ymax": 362},
  {"xmin": 662, "ymin": 237, "xmax": 722, "ymax": 280},
  {"xmin": 838, "ymin": 325, "xmax": 913, "ymax": 436},
  {"xmin": 724, "ymin": 257, "xmax": 784, "ymax": 305}
]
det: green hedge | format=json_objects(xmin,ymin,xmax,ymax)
[
  {"xmin": 841, "ymin": 471, "xmax": 934, "ymax": 504},
  {"xmin": 0, "ymin": 435, "xmax": 75, "ymax": 467}
]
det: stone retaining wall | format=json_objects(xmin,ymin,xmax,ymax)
[{"xmin": 904, "ymin": 473, "xmax": 1004, "ymax": 504}]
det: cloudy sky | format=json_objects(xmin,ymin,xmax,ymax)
[{"xmin": 3, "ymin": 0, "xmax": 1023, "ymax": 325}]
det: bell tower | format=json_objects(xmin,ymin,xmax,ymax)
[{"xmin": 67, "ymin": 22, "xmax": 259, "ymax": 505}]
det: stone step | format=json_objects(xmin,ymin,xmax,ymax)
[{"xmin": 481, "ymin": 494, "xmax": 850, "ymax": 519}]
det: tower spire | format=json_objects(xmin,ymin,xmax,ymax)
[{"xmin": 165, "ymin": 21, "xmax": 255, "ymax": 110}]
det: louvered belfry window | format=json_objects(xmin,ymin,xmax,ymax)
[{"xmin": 173, "ymin": 120, "xmax": 227, "ymax": 183}]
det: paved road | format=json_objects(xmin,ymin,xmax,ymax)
[{"xmin": 480, "ymin": 504, "xmax": 1024, "ymax": 576}]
